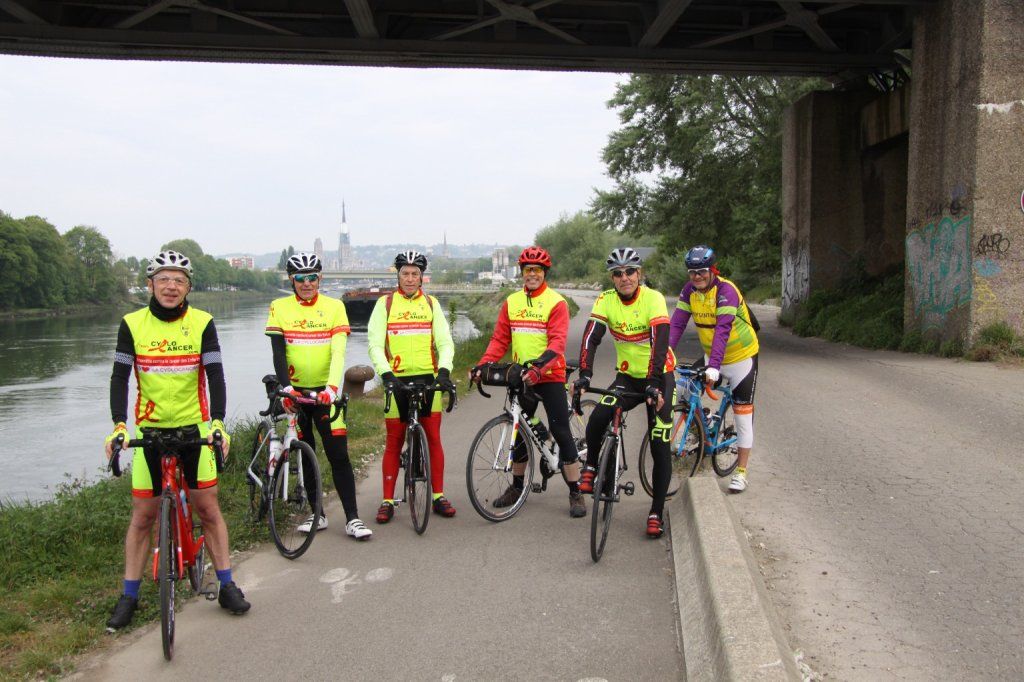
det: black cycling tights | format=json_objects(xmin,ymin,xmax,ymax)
[
  {"xmin": 297, "ymin": 404, "xmax": 359, "ymax": 522},
  {"xmin": 512, "ymin": 381, "xmax": 579, "ymax": 465}
]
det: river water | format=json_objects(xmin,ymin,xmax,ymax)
[{"xmin": 0, "ymin": 295, "xmax": 475, "ymax": 503}]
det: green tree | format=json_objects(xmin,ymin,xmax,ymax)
[
  {"xmin": 592, "ymin": 74, "xmax": 822, "ymax": 292},
  {"xmin": 64, "ymin": 225, "xmax": 118, "ymax": 302},
  {"xmin": 535, "ymin": 211, "xmax": 613, "ymax": 282},
  {"xmin": 0, "ymin": 212, "xmax": 39, "ymax": 309}
]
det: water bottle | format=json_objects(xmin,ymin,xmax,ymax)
[
  {"xmin": 179, "ymin": 488, "xmax": 189, "ymax": 519},
  {"xmin": 529, "ymin": 417, "xmax": 550, "ymax": 443},
  {"xmin": 543, "ymin": 444, "xmax": 560, "ymax": 473},
  {"xmin": 269, "ymin": 437, "xmax": 283, "ymax": 471}
]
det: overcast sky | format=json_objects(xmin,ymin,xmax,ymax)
[{"xmin": 0, "ymin": 55, "xmax": 624, "ymax": 259}]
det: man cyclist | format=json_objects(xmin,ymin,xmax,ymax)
[
  {"xmin": 104, "ymin": 249, "xmax": 250, "ymax": 631},
  {"xmin": 573, "ymin": 247, "xmax": 676, "ymax": 538},
  {"xmin": 367, "ymin": 250, "xmax": 457, "ymax": 523},
  {"xmin": 669, "ymin": 245, "xmax": 759, "ymax": 493},
  {"xmin": 265, "ymin": 252, "xmax": 371, "ymax": 539},
  {"xmin": 471, "ymin": 246, "xmax": 586, "ymax": 518}
]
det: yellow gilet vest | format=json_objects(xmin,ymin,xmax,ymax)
[
  {"xmin": 506, "ymin": 286, "xmax": 565, "ymax": 376},
  {"xmin": 383, "ymin": 291, "xmax": 439, "ymax": 376}
]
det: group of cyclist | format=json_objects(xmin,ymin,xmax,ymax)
[{"xmin": 103, "ymin": 240, "xmax": 760, "ymax": 630}]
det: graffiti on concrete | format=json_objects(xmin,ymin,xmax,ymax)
[
  {"xmin": 1020, "ymin": 189, "xmax": 1023, "ymax": 216},
  {"xmin": 974, "ymin": 259, "xmax": 1002, "ymax": 278},
  {"xmin": 908, "ymin": 185, "xmax": 969, "ymax": 231},
  {"xmin": 781, "ymin": 231, "xmax": 809, "ymax": 311},
  {"xmin": 906, "ymin": 215, "xmax": 972, "ymax": 328},
  {"xmin": 975, "ymin": 232, "xmax": 1010, "ymax": 258},
  {"xmin": 973, "ymin": 274, "xmax": 1002, "ymax": 320}
]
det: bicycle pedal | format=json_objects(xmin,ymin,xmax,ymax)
[
  {"xmin": 531, "ymin": 483, "xmax": 543, "ymax": 493},
  {"xmin": 200, "ymin": 586, "xmax": 219, "ymax": 601},
  {"xmin": 622, "ymin": 482, "xmax": 635, "ymax": 496}
]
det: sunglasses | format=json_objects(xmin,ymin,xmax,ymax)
[
  {"xmin": 687, "ymin": 268, "xmax": 711, "ymax": 276},
  {"xmin": 521, "ymin": 265, "xmax": 545, "ymax": 275},
  {"xmin": 610, "ymin": 267, "xmax": 638, "ymax": 278},
  {"xmin": 293, "ymin": 273, "xmax": 320, "ymax": 283}
]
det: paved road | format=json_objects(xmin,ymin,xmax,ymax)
[
  {"xmin": 721, "ymin": 305, "xmax": 1024, "ymax": 680},
  {"xmin": 77, "ymin": 290, "xmax": 686, "ymax": 681}
]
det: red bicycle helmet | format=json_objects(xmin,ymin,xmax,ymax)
[{"xmin": 518, "ymin": 246, "xmax": 552, "ymax": 269}]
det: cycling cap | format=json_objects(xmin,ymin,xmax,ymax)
[
  {"xmin": 684, "ymin": 245, "xmax": 716, "ymax": 270},
  {"xmin": 605, "ymin": 247, "xmax": 643, "ymax": 271},
  {"xmin": 146, "ymin": 250, "xmax": 193, "ymax": 278},
  {"xmin": 286, "ymin": 252, "xmax": 322, "ymax": 275},
  {"xmin": 394, "ymin": 250, "xmax": 428, "ymax": 271},
  {"xmin": 518, "ymin": 246, "xmax": 552, "ymax": 269}
]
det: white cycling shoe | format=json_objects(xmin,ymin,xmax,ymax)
[
  {"xmin": 345, "ymin": 519, "xmax": 373, "ymax": 540},
  {"xmin": 297, "ymin": 514, "xmax": 328, "ymax": 533},
  {"xmin": 728, "ymin": 472, "xmax": 748, "ymax": 494}
]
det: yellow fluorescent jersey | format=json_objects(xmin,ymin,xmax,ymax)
[
  {"xmin": 265, "ymin": 293, "xmax": 350, "ymax": 388},
  {"xmin": 367, "ymin": 290, "xmax": 455, "ymax": 377},
  {"xmin": 586, "ymin": 286, "xmax": 675, "ymax": 379},
  {"xmin": 124, "ymin": 306, "xmax": 213, "ymax": 428}
]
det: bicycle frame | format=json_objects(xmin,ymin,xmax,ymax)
[
  {"xmin": 154, "ymin": 453, "xmax": 202, "ymax": 585},
  {"xmin": 674, "ymin": 368, "xmax": 738, "ymax": 456}
]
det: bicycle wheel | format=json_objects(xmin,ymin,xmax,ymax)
[
  {"xmin": 567, "ymin": 398, "xmax": 598, "ymax": 464},
  {"xmin": 711, "ymin": 399, "xmax": 740, "ymax": 477},
  {"xmin": 589, "ymin": 434, "xmax": 617, "ymax": 563},
  {"xmin": 407, "ymin": 425, "xmax": 432, "ymax": 535},
  {"xmin": 639, "ymin": 406, "xmax": 705, "ymax": 498},
  {"xmin": 248, "ymin": 421, "xmax": 271, "ymax": 521},
  {"xmin": 158, "ymin": 494, "xmax": 176, "ymax": 661},
  {"xmin": 268, "ymin": 440, "xmax": 322, "ymax": 559},
  {"xmin": 187, "ymin": 513, "xmax": 206, "ymax": 593},
  {"xmin": 466, "ymin": 414, "xmax": 534, "ymax": 522}
]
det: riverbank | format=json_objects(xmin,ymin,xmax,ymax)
[
  {"xmin": 0, "ymin": 299, "xmax": 502, "ymax": 679},
  {"xmin": 0, "ymin": 289, "xmax": 280, "ymax": 322}
]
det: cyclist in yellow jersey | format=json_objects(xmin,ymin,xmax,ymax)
[
  {"xmin": 367, "ymin": 250, "xmax": 457, "ymax": 523},
  {"xmin": 471, "ymin": 246, "xmax": 586, "ymax": 518},
  {"xmin": 669, "ymin": 245, "xmax": 760, "ymax": 493},
  {"xmin": 573, "ymin": 247, "xmax": 677, "ymax": 538},
  {"xmin": 104, "ymin": 250, "xmax": 249, "ymax": 631},
  {"xmin": 265, "ymin": 252, "xmax": 371, "ymax": 539}
]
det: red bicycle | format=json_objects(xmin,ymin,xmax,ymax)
[{"xmin": 110, "ymin": 428, "xmax": 223, "ymax": 660}]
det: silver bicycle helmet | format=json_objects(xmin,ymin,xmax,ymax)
[
  {"xmin": 146, "ymin": 250, "xmax": 193, "ymax": 278},
  {"xmin": 286, "ymin": 252, "xmax": 322, "ymax": 275},
  {"xmin": 605, "ymin": 247, "xmax": 643, "ymax": 271}
]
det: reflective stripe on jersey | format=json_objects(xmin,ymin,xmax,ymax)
[
  {"xmin": 265, "ymin": 293, "xmax": 351, "ymax": 388},
  {"xmin": 123, "ymin": 306, "xmax": 213, "ymax": 428},
  {"xmin": 588, "ymin": 286, "xmax": 675, "ymax": 378}
]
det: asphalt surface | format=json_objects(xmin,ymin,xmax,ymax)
[{"xmin": 77, "ymin": 290, "xmax": 686, "ymax": 681}]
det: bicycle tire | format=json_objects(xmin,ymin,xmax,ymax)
[
  {"xmin": 158, "ymin": 493, "xmax": 176, "ymax": 661},
  {"xmin": 567, "ymin": 398, "xmax": 598, "ymax": 465},
  {"xmin": 268, "ymin": 440, "xmax": 322, "ymax": 559},
  {"xmin": 466, "ymin": 414, "xmax": 534, "ymax": 522},
  {"xmin": 639, "ymin": 405, "xmax": 706, "ymax": 498},
  {"xmin": 248, "ymin": 420, "xmax": 272, "ymax": 521},
  {"xmin": 711, "ymin": 398, "xmax": 740, "ymax": 477},
  {"xmin": 589, "ymin": 434, "xmax": 617, "ymax": 563},
  {"xmin": 407, "ymin": 425, "xmax": 432, "ymax": 535}
]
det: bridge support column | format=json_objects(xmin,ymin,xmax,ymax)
[
  {"xmin": 780, "ymin": 89, "xmax": 908, "ymax": 321},
  {"xmin": 905, "ymin": 0, "xmax": 1024, "ymax": 344}
]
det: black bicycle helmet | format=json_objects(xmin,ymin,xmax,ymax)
[
  {"xmin": 146, "ymin": 250, "xmax": 193, "ymax": 278},
  {"xmin": 394, "ymin": 250, "xmax": 428, "ymax": 271},
  {"xmin": 605, "ymin": 247, "xmax": 643, "ymax": 271},
  {"xmin": 286, "ymin": 252, "xmax": 322, "ymax": 275},
  {"xmin": 684, "ymin": 245, "xmax": 716, "ymax": 270}
]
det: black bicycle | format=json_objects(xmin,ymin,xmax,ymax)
[
  {"xmin": 384, "ymin": 379, "xmax": 456, "ymax": 535},
  {"xmin": 575, "ymin": 385, "xmax": 645, "ymax": 563}
]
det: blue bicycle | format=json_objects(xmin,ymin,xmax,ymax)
[{"xmin": 638, "ymin": 363, "xmax": 740, "ymax": 498}]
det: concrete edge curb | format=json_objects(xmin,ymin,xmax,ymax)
[{"xmin": 670, "ymin": 476, "xmax": 800, "ymax": 681}]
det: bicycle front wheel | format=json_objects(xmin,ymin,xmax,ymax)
[
  {"xmin": 268, "ymin": 440, "xmax": 322, "ymax": 559},
  {"xmin": 158, "ymin": 494, "xmax": 177, "ymax": 661},
  {"xmin": 466, "ymin": 414, "xmax": 534, "ymax": 522},
  {"xmin": 639, "ymin": 406, "xmax": 705, "ymax": 499},
  {"xmin": 407, "ymin": 425, "xmax": 432, "ymax": 535},
  {"xmin": 590, "ymin": 435, "xmax": 617, "ymax": 563},
  {"xmin": 711, "ymin": 400, "xmax": 740, "ymax": 477}
]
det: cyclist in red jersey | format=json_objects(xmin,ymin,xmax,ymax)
[{"xmin": 471, "ymin": 246, "xmax": 586, "ymax": 518}]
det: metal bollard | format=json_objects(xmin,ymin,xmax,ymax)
[{"xmin": 343, "ymin": 365, "xmax": 375, "ymax": 398}]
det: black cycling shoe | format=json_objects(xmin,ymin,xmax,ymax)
[
  {"xmin": 106, "ymin": 594, "xmax": 138, "ymax": 631},
  {"xmin": 218, "ymin": 582, "xmax": 251, "ymax": 615}
]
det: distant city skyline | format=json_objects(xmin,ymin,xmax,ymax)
[{"xmin": 0, "ymin": 56, "xmax": 622, "ymax": 259}]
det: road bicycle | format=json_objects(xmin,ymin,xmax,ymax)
[
  {"xmin": 637, "ymin": 364, "xmax": 740, "ymax": 499},
  {"xmin": 383, "ymin": 379, "xmax": 457, "ymax": 535},
  {"xmin": 466, "ymin": 363, "xmax": 596, "ymax": 522},
  {"xmin": 575, "ymin": 385, "xmax": 645, "ymax": 563},
  {"xmin": 247, "ymin": 375, "xmax": 343, "ymax": 559},
  {"xmin": 110, "ymin": 428, "xmax": 223, "ymax": 661}
]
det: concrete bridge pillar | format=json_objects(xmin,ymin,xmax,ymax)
[{"xmin": 904, "ymin": 0, "xmax": 1024, "ymax": 344}]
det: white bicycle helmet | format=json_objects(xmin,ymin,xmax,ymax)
[
  {"xmin": 394, "ymin": 250, "xmax": 428, "ymax": 271},
  {"xmin": 146, "ymin": 250, "xmax": 193, "ymax": 278},
  {"xmin": 286, "ymin": 252, "xmax": 322, "ymax": 275},
  {"xmin": 605, "ymin": 247, "xmax": 643, "ymax": 271}
]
